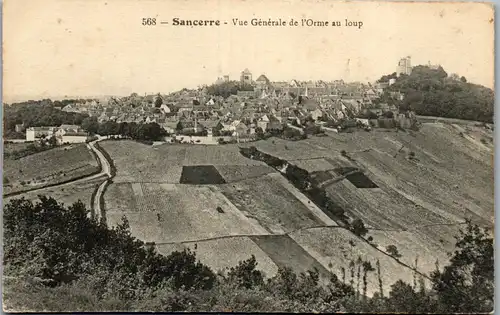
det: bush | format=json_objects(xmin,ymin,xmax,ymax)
[
  {"xmin": 386, "ymin": 245, "xmax": 402, "ymax": 259},
  {"xmin": 350, "ymin": 219, "xmax": 368, "ymax": 237}
]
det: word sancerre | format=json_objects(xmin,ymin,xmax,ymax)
[{"xmin": 172, "ymin": 18, "xmax": 221, "ymax": 26}]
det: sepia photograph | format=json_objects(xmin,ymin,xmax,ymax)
[{"xmin": 2, "ymin": 0, "xmax": 495, "ymax": 313}]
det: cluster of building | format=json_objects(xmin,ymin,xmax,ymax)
[
  {"xmin": 52, "ymin": 57, "xmax": 421, "ymax": 141},
  {"xmin": 25, "ymin": 125, "xmax": 88, "ymax": 143}
]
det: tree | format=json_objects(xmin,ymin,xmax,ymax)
[
  {"xmin": 350, "ymin": 219, "xmax": 368, "ymax": 237},
  {"xmin": 176, "ymin": 121, "xmax": 183, "ymax": 133},
  {"xmin": 227, "ymin": 255, "xmax": 264, "ymax": 289},
  {"xmin": 48, "ymin": 135, "xmax": 58, "ymax": 147},
  {"xmin": 386, "ymin": 245, "xmax": 402, "ymax": 259},
  {"xmin": 385, "ymin": 280, "xmax": 433, "ymax": 313},
  {"xmin": 449, "ymin": 73, "xmax": 460, "ymax": 81},
  {"xmin": 81, "ymin": 117, "xmax": 99, "ymax": 135},
  {"xmin": 430, "ymin": 220, "xmax": 494, "ymax": 313},
  {"xmin": 255, "ymin": 127, "xmax": 265, "ymax": 140},
  {"xmin": 154, "ymin": 94, "xmax": 163, "ymax": 108}
]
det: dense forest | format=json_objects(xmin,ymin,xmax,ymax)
[
  {"xmin": 3, "ymin": 197, "xmax": 493, "ymax": 312},
  {"xmin": 205, "ymin": 81, "xmax": 255, "ymax": 98},
  {"xmin": 3, "ymin": 100, "xmax": 89, "ymax": 138},
  {"xmin": 377, "ymin": 66, "xmax": 494, "ymax": 123}
]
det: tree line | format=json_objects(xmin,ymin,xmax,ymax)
[
  {"xmin": 2, "ymin": 196, "xmax": 493, "ymax": 312},
  {"xmin": 81, "ymin": 117, "xmax": 168, "ymax": 141},
  {"xmin": 205, "ymin": 81, "xmax": 255, "ymax": 98},
  {"xmin": 3, "ymin": 100, "xmax": 89, "ymax": 138},
  {"xmin": 377, "ymin": 66, "xmax": 494, "ymax": 123}
]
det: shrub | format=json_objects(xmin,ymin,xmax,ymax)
[
  {"xmin": 386, "ymin": 245, "xmax": 402, "ymax": 259},
  {"xmin": 350, "ymin": 219, "xmax": 368, "ymax": 237},
  {"xmin": 227, "ymin": 255, "xmax": 264, "ymax": 289}
]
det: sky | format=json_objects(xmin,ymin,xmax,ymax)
[{"xmin": 3, "ymin": 0, "xmax": 494, "ymax": 103}]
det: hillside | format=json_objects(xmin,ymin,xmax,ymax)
[
  {"xmin": 94, "ymin": 121, "xmax": 493, "ymax": 296},
  {"xmin": 3, "ymin": 196, "xmax": 493, "ymax": 313},
  {"xmin": 3, "ymin": 144, "xmax": 100, "ymax": 195},
  {"xmin": 377, "ymin": 66, "xmax": 494, "ymax": 123}
]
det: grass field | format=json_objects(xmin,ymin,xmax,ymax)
[
  {"xmin": 220, "ymin": 174, "xmax": 325, "ymax": 234},
  {"xmin": 214, "ymin": 164, "xmax": 275, "ymax": 182},
  {"xmin": 4, "ymin": 175, "xmax": 106, "ymax": 209},
  {"xmin": 105, "ymin": 183, "xmax": 269, "ymax": 243},
  {"xmin": 156, "ymin": 237, "xmax": 279, "ymax": 278},
  {"xmin": 3, "ymin": 142, "xmax": 32, "ymax": 155},
  {"xmin": 3, "ymin": 144, "xmax": 99, "ymax": 194}
]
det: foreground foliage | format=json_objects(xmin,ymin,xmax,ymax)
[{"xmin": 3, "ymin": 197, "xmax": 494, "ymax": 313}]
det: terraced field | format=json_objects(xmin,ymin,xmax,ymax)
[
  {"xmin": 156, "ymin": 237, "xmax": 279, "ymax": 278},
  {"xmin": 250, "ymin": 234, "xmax": 332, "ymax": 284},
  {"xmin": 220, "ymin": 174, "xmax": 326, "ymax": 234},
  {"xmin": 246, "ymin": 124, "xmax": 493, "ymax": 228},
  {"xmin": 3, "ymin": 144, "xmax": 100, "ymax": 194},
  {"xmin": 237, "ymin": 123, "xmax": 493, "ymax": 292},
  {"xmin": 99, "ymin": 123, "xmax": 493, "ymax": 295},
  {"xmin": 289, "ymin": 227, "xmax": 417, "ymax": 296},
  {"xmin": 100, "ymin": 140, "xmax": 266, "ymax": 183},
  {"xmin": 105, "ymin": 183, "xmax": 269, "ymax": 243}
]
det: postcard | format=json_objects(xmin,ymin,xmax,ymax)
[{"xmin": 2, "ymin": 0, "xmax": 494, "ymax": 313}]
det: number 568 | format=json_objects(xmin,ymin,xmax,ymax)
[{"xmin": 142, "ymin": 18, "xmax": 156, "ymax": 25}]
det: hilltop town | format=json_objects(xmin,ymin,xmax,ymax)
[{"xmin": 9, "ymin": 57, "xmax": 430, "ymax": 146}]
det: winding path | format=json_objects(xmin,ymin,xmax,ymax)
[
  {"xmin": 4, "ymin": 138, "xmax": 113, "ymax": 223},
  {"xmin": 87, "ymin": 139, "xmax": 112, "ymax": 222},
  {"xmin": 3, "ymin": 139, "xmax": 111, "ymax": 198}
]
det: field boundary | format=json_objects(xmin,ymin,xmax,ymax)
[
  {"xmin": 3, "ymin": 168, "xmax": 102, "ymax": 198},
  {"xmin": 150, "ymin": 221, "xmax": 460, "ymax": 281}
]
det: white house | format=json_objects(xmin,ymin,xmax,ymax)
[{"xmin": 26, "ymin": 126, "xmax": 58, "ymax": 141}]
